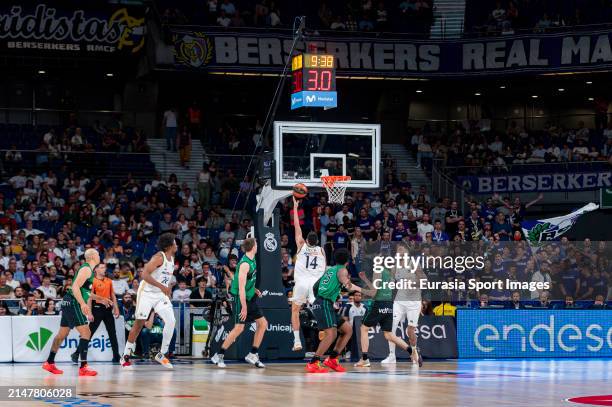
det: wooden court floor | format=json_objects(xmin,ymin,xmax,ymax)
[{"xmin": 0, "ymin": 359, "xmax": 610, "ymax": 407}]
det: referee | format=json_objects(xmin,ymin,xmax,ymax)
[{"xmin": 71, "ymin": 263, "xmax": 121, "ymax": 363}]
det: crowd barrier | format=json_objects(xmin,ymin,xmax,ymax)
[
  {"xmin": 354, "ymin": 316, "xmax": 458, "ymax": 359},
  {"xmin": 2, "ymin": 306, "xmax": 611, "ymax": 362},
  {"xmin": 457, "ymin": 309, "xmax": 612, "ymax": 358},
  {"xmin": 0, "ymin": 316, "xmax": 125, "ymax": 362}
]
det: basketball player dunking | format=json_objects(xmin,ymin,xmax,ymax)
[
  {"xmin": 120, "ymin": 233, "xmax": 177, "ymax": 369},
  {"xmin": 291, "ymin": 196, "xmax": 326, "ymax": 351},
  {"xmin": 381, "ymin": 244, "xmax": 424, "ymax": 366},
  {"xmin": 42, "ymin": 248, "xmax": 100, "ymax": 376}
]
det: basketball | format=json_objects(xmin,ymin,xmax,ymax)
[{"xmin": 292, "ymin": 183, "xmax": 308, "ymax": 199}]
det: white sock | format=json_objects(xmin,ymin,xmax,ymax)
[
  {"xmin": 160, "ymin": 316, "xmax": 176, "ymax": 354},
  {"xmin": 293, "ymin": 331, "xmax": 301, "ymax": 342},
  {"xmin": 123, "ymin": 341, "xmax": 136, "ymax": 357}
]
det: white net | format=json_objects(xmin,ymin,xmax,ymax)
[{"xmin": 321, "ymin": 176, "xmax": 351, "ymax": 204}]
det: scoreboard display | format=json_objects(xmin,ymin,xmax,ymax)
[{"xmin": 290, "ymin": 53, "xmax": 337, "ymax": 110}]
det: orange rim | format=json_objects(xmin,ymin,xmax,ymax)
[{"xmin": 320, "ymin": 175, "xmax": 351, "ymax": 188}]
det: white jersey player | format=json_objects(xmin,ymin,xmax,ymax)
[
  {"xmin": 382, "ymin": 243, "xmax": 426, "ymax": 365},
  {"xmin": 121, "ymin": 233, "xmax": 177, "ymax": 369},
  {"xmin": 291, "ymin": 196, "xmax": 326, "ymax": 351}
]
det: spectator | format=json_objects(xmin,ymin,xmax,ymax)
[
  {"xmin": 0, "ymin": 301, "xmax": 12, "ymax": 316},
  {"xmin": 18, "ymin": 293, "xmax": 41, "ymax": 315},
  {"xmin": 112, "ymin": 268, "xmax": 130, "ymax": 297},
  {"xmin": 43, "ymin": 298, "xmax": 58, "ymax": 315},
  {"xmin": 506, "ymin": 291, "xmax": 524, "ymax": 309},
  {"xmin": 190, "ymin": 277, "xmax": 212, "ymax": 307},
  {"xmin": 343, "ymin": 290, "xmax": 367, "ymax": 327},
  {"xmin": 0, "ymin": 274, "xmax": 13, "ymax": 299},
  {"xmin": 38, "ymin": 275, "xmax": 57, "ymax": 299},
  {"xmin": 172, "ymin": 280, "xmax": 192, "ymax": 301},
  {"xmin": 163, "ymin": 107, "xmax": 178, "ymax": 152},
  {"xmin": 177, "ymin": 127, "xmax": 192, "ymax": 168}
]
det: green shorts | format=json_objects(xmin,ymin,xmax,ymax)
[
  {"xmin": 59, "ymin": 293, "xmax": 88, "ymax": 329},
  {"xmin": 312, "ymin": 297, "xmax": 345, "ymax": 330},
  {"xmin": 233, "ymin": 297, "xmax": 264, "ymax": 324}
]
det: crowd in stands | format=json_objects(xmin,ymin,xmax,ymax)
[
  {"xmin": 465, "ymin": 0, "xmax": 612, "ymax": 36},
  {"xmin": 157, "ymin": 0, "xmax": 433, "ymax": 34},
  {"xmin": 279, "ymin": 173, "xmax": 612, "ymax": 305},
  {"xmin": 407, "ymin": 117, "xmax": 612, "ymax": 175},
  {"xmin": 0, "ymin": 111, "xmax": 610, "ymax": 341}
]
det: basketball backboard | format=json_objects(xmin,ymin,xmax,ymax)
[{"xmin": 273, "ymin": 121, "xmax": 381, "ymax": 190}]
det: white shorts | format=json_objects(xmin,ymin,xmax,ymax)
[
  {"xmin": 393, "ymin": 301, "xmax": 421, "ymax": 328},
  {"xmin": 135, "ymin": 289, "xmax": 173, "ymax": 321},
  {"xmin": 291, "ymin": 276, "xmax": 319, "ymax": 306}
]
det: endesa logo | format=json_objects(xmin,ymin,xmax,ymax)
[{"xmin": 458, "ymin": 310, "xmax": 612, "ymax": 358}]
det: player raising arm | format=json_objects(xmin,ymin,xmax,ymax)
[{"xmin": 291, "ymin": 196, "xmax": 326, "ymax": 351}]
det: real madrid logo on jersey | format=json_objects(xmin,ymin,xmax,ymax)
[{"xmin": 264, "ymin": 232, "xmax": 278, "ymax": 252}]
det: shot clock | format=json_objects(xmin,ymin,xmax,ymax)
[{"xmin": 290, "ymin": 53, "xmax": 337, "ymax": 110}]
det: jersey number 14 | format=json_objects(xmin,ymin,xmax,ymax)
[{"xmin": 304, "ymin": 255, "xmax": 319, "ymax": 270}]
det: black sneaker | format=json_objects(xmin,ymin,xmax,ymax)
[{"xmin": 70, "ymin": 351, "xmax": 79, "ymax": 365}]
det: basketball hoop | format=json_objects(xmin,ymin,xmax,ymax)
[{"xmin": 321, "ymin": 175, "xmax": 351, "ymax": 204}]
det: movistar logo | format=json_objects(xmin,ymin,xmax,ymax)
[
  {"xmin": 26, "ymin": 327, "xmax": 53, "ymax": 351},
  {"xmin": 305, "ymin": 95, "xmax": 316, "ymax": 103}
]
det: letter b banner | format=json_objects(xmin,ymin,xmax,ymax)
[{"xmin": 457, "ymin": 309, "xmax": 612, "ymax": 358}]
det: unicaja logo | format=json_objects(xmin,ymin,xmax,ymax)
[
  {"xmin": 263, "ymin": 233, "xmax": 277, "ymax": 252},
  {"xmin": 261, "ymin": 290, "xmax": 284, "ymax": 297},
  {"xmin": 26, "ymin": 327, "xmax": 53, "ymax": 351},
  {"xmin": 267, "ymin": 324, "xmax": 291, "ymax": 332}
]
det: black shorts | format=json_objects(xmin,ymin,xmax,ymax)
[
  {"xmin": 312, "ymin": 297, "xmax": 345, "ymax": 330},
  {"xmin": 233, "ymin": 297, "xmax": 264, "ymax": 324},
  {"xmin": 59, "ymin": 294, "xmax": 88, "ymax": 329},
  {"xmin": 363, "ymin": 301, "xmax": 394, "ymax": 332}
]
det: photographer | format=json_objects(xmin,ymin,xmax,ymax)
[
  {"xmin": 200, "ymin": 262, "xmax": 217, "ymax": 288},
  {"xmin": 221, "ymin": 255, "xmax": 237, "ymax": 290},
  {"xmin": 190, "ymin": 276, "xmax": 213, "ymax": 307},
  {"xmin": 176, "ymin": 259, "xmax": 197, "ymax": 287}
]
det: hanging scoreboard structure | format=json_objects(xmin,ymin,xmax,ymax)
[{"xmin": 290, "ymin": 53, "xmax": 337, "ymax": 110}]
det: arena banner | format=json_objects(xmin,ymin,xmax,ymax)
[
  {"xmin": 208, "ymin": 308, "xmax": 303, "ymax": 360},
  {"xmin": 169, "ymin": 28, "xmax": 612, "ymax": 77},
  {"xmin": 458, "ymin": 172, "xmax": 612, "ymax": 194},
  {"xmin": 0, "ymin": 317, "xmax": 12, "ymax": 362},
  {"xmin": 457, "ymin": 309, "xmax": 612, "ymax": 358},
  {"xmin": 354, "ymin": 315, "xmax": 458, "ymax": 359},
  {"xmin": 0, "ymin": 3, "xmax": 146, "ymax": 54},
  {"xmin": 11, "ymin": 315, "xmax": 125, "ymax": 362}
]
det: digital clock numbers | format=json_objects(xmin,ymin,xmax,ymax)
[{"xmin": 290, "ymin": 53, "xmax": 337, "ymax": 110}]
